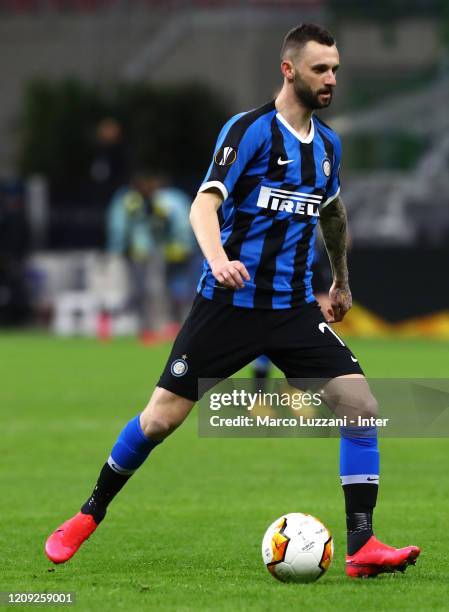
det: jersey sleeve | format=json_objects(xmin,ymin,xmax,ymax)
[
  {"xmin": 321, "ymin": 133, "xmax": 342, "ymax": 208},
  {"xmin": 198, "ymin": 113, "xmax": 262, "ymax": 201}
]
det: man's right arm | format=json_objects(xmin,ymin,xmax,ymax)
[{"xmin": 189, "ymin": 190, "xmax": 249, "ymax": 289}]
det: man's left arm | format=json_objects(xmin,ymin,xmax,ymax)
[{"xmin": 319, "ymin": 195, "xmax": 352, "ymax": 323}]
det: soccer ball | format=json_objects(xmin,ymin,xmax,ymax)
[{"xmin": 261, "ymin": 513, "xmax": 333, "ymax": 583}]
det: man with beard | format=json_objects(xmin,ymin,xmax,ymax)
[{"xmin": 45, "ymin": 24, "xmax": 420, "ymax": 578}]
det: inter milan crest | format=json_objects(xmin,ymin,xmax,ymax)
[
  {"xmin": 171, "ymin": 357, "xmax": 188, "ymax": 377},
  {"xmin": 214, "ymin": 146, "xmax": 237, "ymax": 166},
  {"xmin": 322, "ymin": 157, "xmax": 332, "ymax": 177}
]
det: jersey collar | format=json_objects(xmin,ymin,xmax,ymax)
[{"xmin": 275, "ymin": 111, "xmax": 315, "ymax": 144}]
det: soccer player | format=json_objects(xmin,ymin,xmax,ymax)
[{"xmin": 45, "ymin": 24, "xmax": 420, "ymax": 578}]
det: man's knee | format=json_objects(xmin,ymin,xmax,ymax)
[
  {"xmin": 357, "ymin": 392, "xmax": 378, "ymax": 420},
  {"xmin": 141, "ymin": 413, "xmax": 177, "ymax": 440},
  {"xmin": 335, "ymin": 391, "xmax": 378, "ymax": 420},
  {"xmin": 140, "ymin": 387, "xmax": 194, "ymax": 441},
  {"xmin": 323, "ymin": 377, "xmax": 378, "ymax": 420}
]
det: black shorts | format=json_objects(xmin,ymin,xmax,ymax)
[{"xmin": 158, "ymin": 295, "xmax": 363, "ymax": 401}]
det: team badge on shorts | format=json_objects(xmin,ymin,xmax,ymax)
[
  {"xmin": 171, "ymin": 358, "xmax": 188, "ymax": 377},
  {"xmin": 322, "ymin": 157, "xmax": 332, "ymax": 177}
]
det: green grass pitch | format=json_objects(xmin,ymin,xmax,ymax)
[{"xmin": 1, "ymin": 334, "xmax": 448, "ymax": 611}]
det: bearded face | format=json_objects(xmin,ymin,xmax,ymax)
[{"xmin": 292, "ymin": 69, "xmax": 333, "ymax": 110}]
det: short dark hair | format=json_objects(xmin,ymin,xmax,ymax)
[{"xmin": 281, "ymin": 23, "xmax": 335, "ymax": 59}]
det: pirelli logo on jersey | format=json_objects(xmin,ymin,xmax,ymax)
[{"xmin": 256, "ymin": 186, "xmax": 322, "ymax": 217}]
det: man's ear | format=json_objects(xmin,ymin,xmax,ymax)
[{"xmin": 280, "ymin": 59, "xmax": 295, "ymax": 81}]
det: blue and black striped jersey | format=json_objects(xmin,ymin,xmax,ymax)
[{"xmin": 196, "ymin": 100, "xmax": 341, "ymax": 309}]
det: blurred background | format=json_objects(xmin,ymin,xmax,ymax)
[{"xmin": 0, "ymin": 0, "xmax": 448, "ymax": 340}]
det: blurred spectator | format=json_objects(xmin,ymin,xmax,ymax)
[
  {"xmin": 0, "ymin": 177, "xmax": 30, "ymax": 325},
  {"xmin": 106, "ymin": 170, "xmax": 199, "ymax": 338},
  {"xmin": 151, "ymin": 177, "xmax": 199, "ymax": 330},
  {"xmin": 107, "ymin": 171, "xmax": 156, "ymax": 334},
  {"xmin": 89, "ymin": 118, "xmax": 128, "ymax": 210}
]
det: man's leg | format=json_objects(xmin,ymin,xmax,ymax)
[
  {"xmin": 323, "ymin": 376, "xmax": 379, "ymax": 549},
  {"xmin": 323, "ymin": 374, "xmax": 420, "ymax": 577},
  {"xmin": 45, "ymin": 296, "xmax": 263, "ymax": 564},
  {"xmin": 45, "ymin": 388, "xmax": 193, "ymax": 564}
]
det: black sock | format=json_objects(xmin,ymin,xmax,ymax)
[
  {"xmin": 81, "ymin": 463, "xmax": 131, "ymax": 523},
  {"xmin": 346, "ymin": 512, "xmax": 373, "ymax": 555},
  {"xmin": 343, "ymin": 483, "xmax": 378, "ymax": 555}
]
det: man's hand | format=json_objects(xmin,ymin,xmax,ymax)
[
  {"xmin": 209, "ymin": 255, "xmax": 250, "ymax": 289},
  {"xmin": 327, "ymin": 282, "xmax": 352, "ymax": 323}
]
